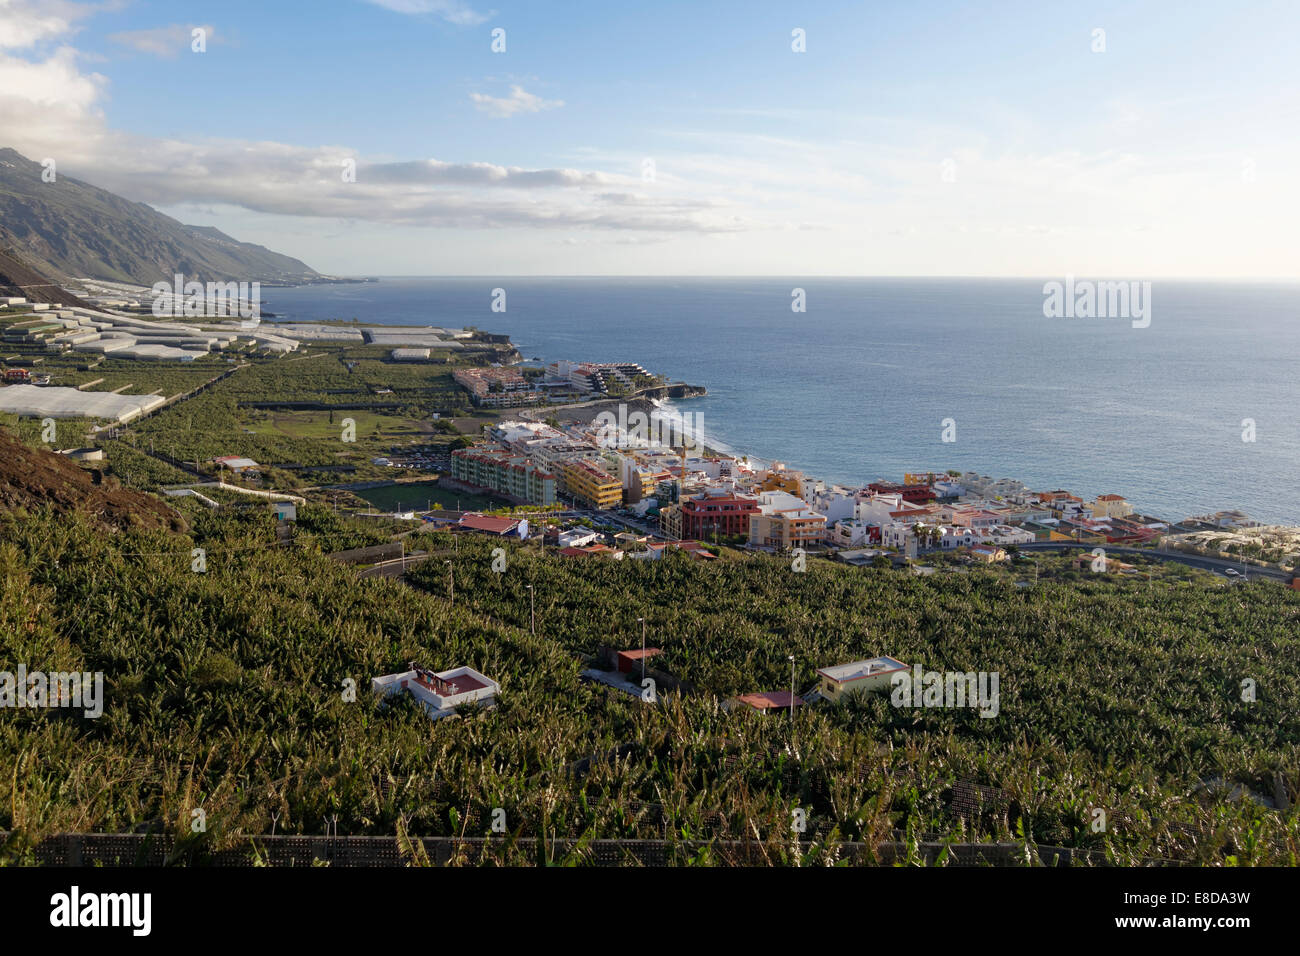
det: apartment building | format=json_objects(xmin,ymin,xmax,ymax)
[
  {"xmin": 451, "ymin": 445, "xmax": 557, "ymax": 505},
  {"xmin": 562, "ymin": 458, "xmax": 623, "ymax": 509},
  {"xmin": 681, "ymin": 488, "xmax": 760, "ymax": 538},
  {"xmin": 545, "ymin": 360, "xmax": 653, "ymax": 394},
  {"xmin": 747, "ymin": 490, "xmax": 827, "ymax": 549},
  {"xmin": 453, "ymin": 367, "xmax": 547, "ymax": 408}
]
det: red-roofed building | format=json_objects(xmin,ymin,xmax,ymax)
[
  {"xmin": 867, "ymin": 481, "xmax": 935, "ymax": 504},
  {"xmin": 677, "ymin": 540, "xmax": 718, "ymax": 560},
  {"xmin": 734, "ymin": 690, "xmax": 804, "ymax": 713},
  {"xmin": 616, "ymin": 648, "xmax": 662, "ymax": 673},
  {"xmin": 681, "ymin": 490, "xmax": 760, "ymax": 538},
  {"xmin": 458, "ymin": 513, "xmax": 521, "ymax": 536}
]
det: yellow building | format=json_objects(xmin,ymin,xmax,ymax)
[
  {"xmin": 1091, "ymin": 494, "xmax": 1134, "ymax": 520},
  {"xmin": 625, "ymin": 466, "xmax": 658, "ymax": 504},
  {"xmin": 562, "ymin": 459, "xmax": 622, "ymax": 510},
  {"xmin": 758, "ymin": 471, "xmax": 802, "ymax": 495}
]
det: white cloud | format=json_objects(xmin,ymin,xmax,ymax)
[
  {"xmin": 469, "ymin": 84, "xmax": 563, "ymax": 118},
  {"xmin": 0, "ymin": 0, "xmax": 94, "ymax": 50},
  {"xmin": 107, "ymin": 24, "xmax": 217, "ymax": 59},
  {"xmin": 80, "ymin": 143, "xmax": 744, "ymax": 233},
  {"xmin": 361, "ymin": 0, "xmax": 489, "ymax": 26},
  {"xmin": 0, "ymin": 6, "xmax": 725, "ymax": 235}
]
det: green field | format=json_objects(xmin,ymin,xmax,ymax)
[{"xmin": 352, "ymin": 481, "xmax": 504, "ymax": 513}]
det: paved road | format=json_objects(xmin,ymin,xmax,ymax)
[
  {"xmin": 1014, "ymin": 541, "xmax": 1290, "ymax": 582},
  {"xmin": 563, "ymin": 503, "xmax": 671, "ymax": 541}
]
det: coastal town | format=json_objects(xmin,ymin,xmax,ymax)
[
  {"xmin": 441, "ymin": 405, "xmax": 1299, "ymax": 582},
  {"xmin": 2, "ymin": 287, "xmax": 1293, "ymax": 582}
]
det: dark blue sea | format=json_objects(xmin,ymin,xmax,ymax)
[{"xmin": 263, "ymin": 278, "xmax": 1299, "ymax": 524}]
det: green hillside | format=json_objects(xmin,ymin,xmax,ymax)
[
  {"xmin": 0, "ymin": 147, "xmax": 319, "ymax": 285},
  {"xmin": 2, "ymin": 497, "xmax": 1296, "ymax": 865}
]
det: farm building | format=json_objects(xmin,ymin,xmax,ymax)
[
  {"xmin": 730, "ymin": 690, "xmax": 804, "ymax": 714},
  {"xmin": 616, "ymin": 647, "xmax": 661, "ymax": 674},
  {"xmin": 371, "ymin": 663, "xmax": 499, "ymax": 720},
  {"xmin": 816, "ymin": 656, "xmax": 909, "ymax": 702},
  {"xmin": 212, "ymin": 455, "xmax": 260, "ymax": 475},
  {"xmin": 458, "ymin": 513, "xmax": 522, "ymax": 536}
]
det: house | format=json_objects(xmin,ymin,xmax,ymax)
[
  {"xmin": 968, "ymin": 544, "xmax": 1008, "ymax": 563},
  {"xmin": 371, "ymin": 663, "xmax": 499, "ymax": 720},
  {"xmin": 627, "ymin": 541, "xmax": 670, "ymax": 561},
  {"xmin": 817, "ymin": 656, "xmax": 908, "ymax": 702},
  {"xmin": 676, "ymin": 540, "xmax": 717, "ymax": 561},
  {"xmin": 830, "ymin": 519, "xmax": 881, "ymax": 548},
  {"xmin": 1091, "ymin": 494, "xmax": 1134, "ymax": 520},
  {"xmin": 3, "ymin": 367, "xmax": 29, "ymax": 383},
  {"xmin": 730, "ymin": 690, "xmax": 804, "ymax": 714},
  {"xmin": 270, "ymin": 501, "xmax": 297, "ymax": 522},
  {"xmin": 212, "ymin": 455, "xmax": 260, "ymax": 476},
  {"xmin": 557, "ymin": 528, "xmax": 601, "ymax": 549}
]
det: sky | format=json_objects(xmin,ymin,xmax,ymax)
[{"xmin": 1, "ymin": 0, "xmax": 1298, "ymax": 277}]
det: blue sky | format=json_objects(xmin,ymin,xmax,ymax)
[{"xmin": 2, "ymin": 0, "xmax": 1298, "ymax": 275}]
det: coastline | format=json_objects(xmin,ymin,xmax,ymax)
[{"xmin": 256, "ymin": 279, "xmax": 1300, "ymax": 526}]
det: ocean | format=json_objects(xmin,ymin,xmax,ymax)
[{"xmin": 262, "ymin": 277, "xmax": 1299, "ymax": 525}]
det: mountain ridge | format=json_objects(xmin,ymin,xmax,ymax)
[{"xmin": 0, "ymin": 147, "xmax": 320, "ymax": 286}]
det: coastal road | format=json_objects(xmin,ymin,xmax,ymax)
[{"xmin": 1013, "ymin": 541, "xmax": 1291, "ymax": 582}]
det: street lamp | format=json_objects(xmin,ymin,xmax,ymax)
[
  {"xmin": 637, "ymin": 617, "xmax": 647, "ymax": 682},
  {"xmin": 788, "ymin": 655, "xmax": 796, "ymax": 718}
]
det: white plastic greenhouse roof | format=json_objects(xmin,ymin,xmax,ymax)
[{"xmin": 0, "ymin": 384, "xmax": 167, "ymax": 423}]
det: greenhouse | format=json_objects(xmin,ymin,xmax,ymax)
[{"xmin": 0, "ymin": 384, "xmax": 167, "ymax": 423}]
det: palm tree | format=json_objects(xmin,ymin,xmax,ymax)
[{"xmin": 912, "ymin": 523, "xmax": 928, "ymax": 552}]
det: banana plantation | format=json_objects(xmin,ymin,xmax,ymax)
[{"xmin": 2, "ymin": 505, "xmax": 1297, "ymax": 865}]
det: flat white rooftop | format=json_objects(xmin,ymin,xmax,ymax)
[{"xmin": 817, "ymin": 656, "xmax": 908, "ymax": 683}]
